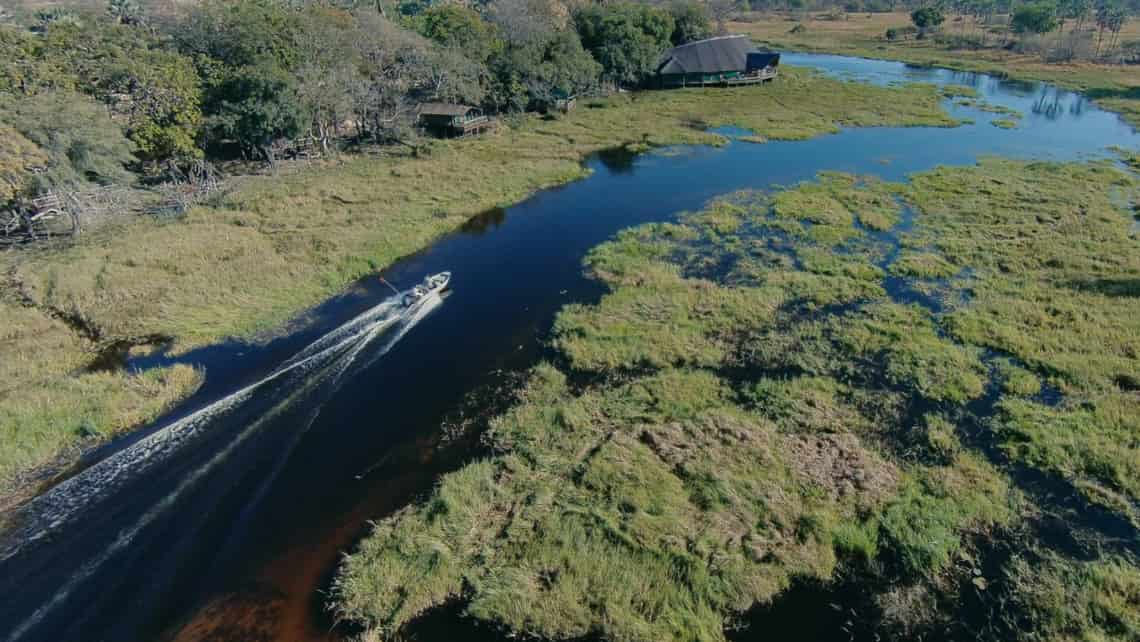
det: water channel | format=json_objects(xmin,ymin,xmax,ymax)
[{"xmin": 1, "ymin": 53, "xmax": 1137, "ymax": 642}]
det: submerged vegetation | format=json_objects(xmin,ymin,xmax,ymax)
[{"xmin": 335, "ymin": 158, "xmax": 1140, "ymax": 641}]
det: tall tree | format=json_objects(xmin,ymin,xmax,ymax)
[
  {"xmin": 486, "ymin": 0, "xmax": 564, "ymax": 47},
  {"xmin": 1068, "ymin": 0, "xmax": 1092, "ymax": 33},
  {"xmin": 295, "ymin": 5, "xmax": 361, "ymax": 153},
  {"xmin": 910, "ymin": 5, "xmax": 945, "ymax": 38},
  {"xmin": 204, "ymin": 62, "xmax": 307, "ymax": 162},
  {"xmin": 107, "ymin": 0, "xmax": 145, "ymax": 26},
  {"xmin": 668, "ymin": 1, "xmax": 713, "ymax": 45},
  {"xmin": 176, "ymin": 0, "xmax": 302, "ymax": 71},
  {"xmin": 416, "ymin": 4, "xmax": 501, "ymax": 63},
  {"xmin": 348, "ymin": 12, "xmax": 433, "ymax": 140},
  {"xmin": 103, "ymin": 50, "xmax": 204, "ymax": 162},
  {"xmin": 1011, "ymin": 2, "xmax": 1059, "ymax": 34},
  {"xmin": 1093, "ymin": 0, "xmax": 1123, "ymax": 55},
  {"xmin": 486, "ymin": 27, "xmax": 599, "ymax": 112},
  {"xmin": 706, "ymin": 0, "xmax": 741, "ymax": 34},
  {"xmin": 574, "ymin": 2, "xmax": 674, "ymax": 86}
]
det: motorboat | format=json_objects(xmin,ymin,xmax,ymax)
[{"xmin": 402, "ymin": 271, "xmax": 451, "ymax": 308}]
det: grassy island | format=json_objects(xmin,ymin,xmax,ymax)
[{"xmin": 334, "ymin": 158, "xmax": 1140, "ymax": 642}]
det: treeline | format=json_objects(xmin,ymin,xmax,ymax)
[
  {"xmin": 893, "ymin": 0, "xmax": 1134, "ymax": 61},
  {"xmin": 0, "ymin": 0, "xmax": 714, "ymax": 202},
  {"xmin": 742, "ymin": 0, "xmax": 1140, "ymax": 14}
]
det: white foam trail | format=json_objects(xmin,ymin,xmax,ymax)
[
  {"xmin": 3, "ymin": 291, "xmax": 444, "ymax": 642},
  {"xmin": 1, "ymin": 292, "xmax": 424, "ymax": 562},
  {"xmin": 280, "ymin": 298, "xmax": 402, "ymax": 370}
]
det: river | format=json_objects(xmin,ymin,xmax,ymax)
[{"xmin": 0, "ymin": 54, "xmax": 1136, "ymax": 642}]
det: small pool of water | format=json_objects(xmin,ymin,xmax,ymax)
[{"xmin": 1, "ymin": 53, "xmax": 1137, "ymax": 642}]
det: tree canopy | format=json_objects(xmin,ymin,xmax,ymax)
[
  {"xmin": 1011, "ymin": 2, "xmax": 1061, "ymax": 34},
  {"xmin": 0, "ymin": 0, "xmax": 718, "ymax": 199},
  {"xmin": 417, "ymin": 4, "xmax": 501, "ymax": 62},
  {"xmin": 669, "ymin": 1, "xmax": 713, "ymax": 45},
  {"xmin": 574, "ymin": 2, "xmax": 676, "ymax": 85},
  {"xmin": 910, "ymin": 5, "xmax": 946, "ymax": 36}
]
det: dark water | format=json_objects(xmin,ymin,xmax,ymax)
[{"xmin": 1, "ymin": 55, "xmax": 1137, "ymax": 642}]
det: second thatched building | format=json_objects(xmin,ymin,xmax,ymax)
[{"xmin": 655, "ymin": 35, "xmax": 780, "ymax": 88}]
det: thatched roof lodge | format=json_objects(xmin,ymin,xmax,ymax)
[
  {"xmin": 656, "ymin": 35, "xmax": 780, "ymax": 88},
  {"xmin": 416, "ymin": 103, "xmax": 492, "ymax": 137}
]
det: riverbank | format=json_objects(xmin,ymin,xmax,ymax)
[
  {"xmin": 0, "ymin": 68, "xmax": 960, "ymax": 508},
  {"xmin": 334, "ymin": 157, "xmax": 1140, "ymax": 642},
  {"xmin": 731, "ymin": 12, "xmax": 1140, "ymax": 127}
]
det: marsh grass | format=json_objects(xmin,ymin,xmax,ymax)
[
  {"xmin": 336, "ymin": 368, "xmax": 895, "ymax": 641},
  {"xmin": 335, "ymin": 160, "xmax": 1140, "ymax": 640},
  {"xmin": 1005, "ymin": 553, "xmax": 1140, "ymax": 641},
  {"xmin": 890, "ymin": 251, "xmax": 958, "ymax": 279},
  {"xmin": 0, "ymin": 364, "xmax": 201, "ymax": 495}
]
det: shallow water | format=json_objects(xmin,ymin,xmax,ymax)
[{"xmin": 0, "ymin": 54, "xmax": 1137, "ymax": 642}]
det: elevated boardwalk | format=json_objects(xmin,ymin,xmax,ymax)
[{"xmin": 661, "ymin": 67, "xmax": 778, "ymax": 89}]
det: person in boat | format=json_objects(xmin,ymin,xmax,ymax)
[{"xmin": 393, "ymin": 272, "xmax": 450, "ymax": 307}]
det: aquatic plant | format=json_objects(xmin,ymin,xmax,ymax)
[{"xmin": 336, "ymin": 158, "xmax": 1139, "ymax": 640}]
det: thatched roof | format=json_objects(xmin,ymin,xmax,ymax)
[
  {"xmin": 417, "ymin": 103, "xmax": 478, "ymax": 117},
  {"xmin": 657, "ymin": 35, "xmax": 774, "ymax": 75}
]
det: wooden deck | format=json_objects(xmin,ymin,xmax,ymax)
[
  {"xmin": 721, "ymin": 68, "xmax": 778, "ymax": 86},
  {"xmin": 662, "ymin": 67, "xmax": 778, "ymax": 89},
  {"xmin": 454, "ymin": 116, "xmax": 493, "ymax": 136}
]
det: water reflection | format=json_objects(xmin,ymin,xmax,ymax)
[
  {"xmin": 459, "ymin": 207, "xmax": 507, "ymax": 235},
  {"xmin": 595, "ymin": 146, "xmax": 638, "ymax": 174},
  {"xmin": 784, "ymin": 52, "xmax": 1134, "ymax": 135}
]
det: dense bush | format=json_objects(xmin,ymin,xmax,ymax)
[
  {"xmin": 0, "ymin": 91, "xmax": 136, "ymax": 192},
  {"xmin": 1011, "ymin": 2, "xmax": 1060, "ymax": 34},
  {"xmin": 933, "ymin": 32, "xmax": 987, "ymax": 49},
  {"xmin": 668, "ymin": 1, "xmax": 713, "ymax": 44},
  {"xmin": 1121, "ymin": 39, "xmax": 1140, "ymax": 62},
  {"xmin": 910, "ymin": 6, "xmax": 945, "ymax": 38},
  {"xmin": 0, "ymin": 0, "xmax": 702, "ymax": 199},
  {"xmin": 885, "ymin": 25, "xmax": 919, "ymax": 40},
  {"xmin": 574, "ymin": 2, "xmax": 675, "ymax": 86}
]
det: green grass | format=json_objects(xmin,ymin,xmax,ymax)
[
  {"xmin": 840, "ymin": 302, "xmax": 989, "ymax": 404},
  {"xmin": 890, "ymin": 251, "xmax": 958, "ymax": 279},
  {"xmin": 993, "ymin": 358, "xmax": 1043, "ymax": 397},
  {"xmin": 0, "ymin": 295, "xmax": 202, "ymax": 499},
  {"xmin": 334, "ymin": 159, "xmax": 1140, "ymax": 640},
  {"xmin": 0, "ymin": 123, "xmax": 47, "ymax": 201},
  {"xmin": 1006, "ymin": 553, "xmax": 1140, "ymax": 642},
  {"xmin": 335, "ymin": 367, "xmax": 895, "ymax": 641},
  {"xmin": 975, "ymin": 103, "xmax": 1024, "ymax": 117},
  {"xmin": 0, "ymin": 68, "xmax": 962, "ymax": 499},
  {"xmin": 991, "ymin": 118, "xmax": 1019, "ymax": 129},
  {"xmin": 881, "ymin": 453, "xmax": 1016, "ymax": 576},
  {"xmin": 0, "ymin": 363, "xmax": 201, "ymax": 498},
  {"xmin": 1111, "ymin": 145, "xmax": 1140, "ymax": 171}
]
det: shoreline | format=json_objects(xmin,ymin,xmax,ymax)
[
  {"xmin": 334, "ymin": 156, "xmax": 1140, "ymax": 642},
  {"xmin": 0, "ymin": 66, "xmax": 962, "ymax": 512},
  {"xmin": 730, "ymin": 12, "xmax": 1140, "ymax": 127}
]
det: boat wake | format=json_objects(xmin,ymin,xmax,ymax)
[{"xmin": 0, "ymin": 286, "xmax": 445, "ymax": 642}]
